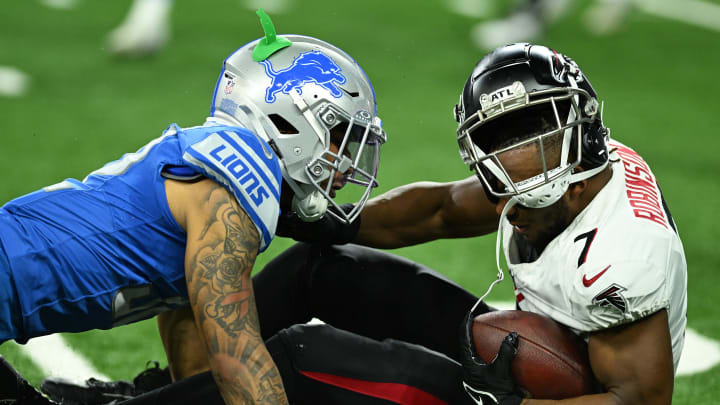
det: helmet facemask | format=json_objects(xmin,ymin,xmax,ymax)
[
  {"xmin": 457, "ymin": 82, "xmax": 603, "ymax": 209},
  {"xmin": 302, "ymin": 104, "xmax": 385, "ymax": 224}
]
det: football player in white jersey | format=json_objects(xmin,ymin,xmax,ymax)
[
  {"xmin": 447, "ymin": 43, "xmax": 686, "ymax": 404},
  {"xmin": 270, "ymin": 42, "xmax": 685, "ymax": 404}
]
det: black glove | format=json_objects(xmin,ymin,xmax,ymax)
[
  {"xmin": 276, "ymin": 203, "xmax": 360, "ymax": 245},
  {"xmin": 459, "ymin": 310, "xmax": 524, "ymax": 405},
  {"xmin": 0, "ymin": 356, "xmax": 57, "ymax": 404}
]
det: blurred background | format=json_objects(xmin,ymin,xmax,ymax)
[{"xmin": 1, "ymin": 0, "xmax": 719, "ymax": 402}]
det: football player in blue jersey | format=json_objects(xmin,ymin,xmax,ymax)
[{"xmin": 0, "ymin": 10, "xmax": 385, "ymax": 405}]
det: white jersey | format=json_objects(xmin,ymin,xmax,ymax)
[{"xmin": 503, "ymin": 139, "xmax": 687, "ymax": 372}]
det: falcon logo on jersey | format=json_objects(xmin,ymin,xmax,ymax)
[
  {"xmin": 592, "ymin": 284, "xmax": 627, "ymax": 313},
  {"xmin": 261, "ymin": 51, "xmax": 347, "ymax": 103}
]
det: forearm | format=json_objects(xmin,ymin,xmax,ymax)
[
  {"xmin": 524, "ymin": 312, "xmax": 673, "ymax": 405},
  {"xmin": 355, "ymin": 185, "xmax": 437, "ymax": 248},
  {"xmin": 522, "ymin": 388, "xmax": 670, "ymax": 405},
  {"xmin": 355, "ymin": 182, "xmax": 457, "ymax": 248},
  {"xmin": 191, "ymin": 256, "xmax": 290, "ymax": 404},
  {"xmin": 207, "ymin": 333, "xmax": 287, "ymax": 405},
  {"xmin": 522, "ymin": 393, "xmax": 620, "ymax": 405},
  {"xmin": 193, "ymin": 288, "xmax": 290, "ymax": 404},
  {"xmin": 355, "ymin": 179, "xmax": 497, "ymax": 248}
]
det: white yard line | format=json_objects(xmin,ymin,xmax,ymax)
[
  {"xmin": 0, "ymin": 67, "xmax": 30, "ymax": 98},
  {"xmin": 242, "ymin": 0, "xmax": 292, "ymax": 14},
  {"xmin": 445, "ymin": 0, "xmax": 494, "ymax": 18},
  {"xmin": 39, "ymin": 0, "xmax": 79, "ymax": 10},
  {"xmin": 18, "ymin": 334, "xmax": 109, "ymax": 383},
  {"xmin": 486, "ymin": 300, "xmax": 515, "ymax": 310},
  {"xmin": 446, "ymin": 0, "xmax": 720, "ymax": 33},
  {"xmin": 676, "ymin": 328, "xmax": 720, "ymax": 376},
  {"xmin": 633, "ymin": 0, "xmax": 720, "ymax": 32}
]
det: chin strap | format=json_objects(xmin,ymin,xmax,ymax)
[
  {"xmin": 291, "ymin": 190, "xmax": 328, "ymax": 222},
  {"xmin": 569, "ymin": 157, "xmax": 609, "ymax": 183},
  {"xmin": 470, "ymin": 196, "xmax": 518, "ymax": 314}
]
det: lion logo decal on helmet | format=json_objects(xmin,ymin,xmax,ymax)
[{"xmin": 261, "ymin": 51, "xmax": 347, "ymax": 103}]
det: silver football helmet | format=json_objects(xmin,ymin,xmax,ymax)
[{"xmin": 209, "ymin": 20, "xmax": 385, "ymax": 223}]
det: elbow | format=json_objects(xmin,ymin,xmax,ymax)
[
  {"xmin": 207, "ymin": 353, "xmax": 258, "ymax": 401},
  {"xmin": 208, "ymin": 353, "xmax": 244, "ymax": 381},
  {"xmin": 606, "ymin": 384, "xmax": 673, "ymax": 405}
]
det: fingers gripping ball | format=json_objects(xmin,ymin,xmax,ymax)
[{"xmin": 472, "ymin": 310, "xmax": 601, "ymax": 399}]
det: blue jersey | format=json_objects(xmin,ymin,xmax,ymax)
[{"xmin": 0, "ymin": 121, "xmax": 282, "ymax": 343}]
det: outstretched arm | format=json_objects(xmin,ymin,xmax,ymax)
[
  {"xmin": 172, "ymin": 179, "xmax": 289, "ymax": 405},
  {"xmin": 356, "ymin": 176, "xmax": 499, "ymax": 248}
]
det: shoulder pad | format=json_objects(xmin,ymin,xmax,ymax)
[{"xmin": 177, "ymin": 124, "xmax": 282, "ymax": 251}]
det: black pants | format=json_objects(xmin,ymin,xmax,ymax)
[{"xmin": 125, "ymin": 243, "xmax": 492, "ymax": 405}]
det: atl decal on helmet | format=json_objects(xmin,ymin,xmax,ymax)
[{"xmin": 261, "ymin": 51, "xmax": 347, "ymax": 103}]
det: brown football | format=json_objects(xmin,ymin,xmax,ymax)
[{"xmin": 472, "ymin": 310, "xmax": 601, "ymax": 399}]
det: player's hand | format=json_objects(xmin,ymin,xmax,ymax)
[
  {"xmin": 459, "ymin": 311, "xmax": 523, "ymax": 405},
  {"xmin": 276, "ymin": 203, "xmax": 360, "ymax": 245}
]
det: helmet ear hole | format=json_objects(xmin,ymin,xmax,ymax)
[
  {"xmin": 576, "ymin": 122, "xmax": 608, "ymax": 170},
  {"xmin": 269, "ymin": 114, "xmax": 299, "ymax": 134}
]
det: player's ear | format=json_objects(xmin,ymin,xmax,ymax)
[{"xmin": 568, "ymin": 167, "xmax": 588, "ymax": 201}]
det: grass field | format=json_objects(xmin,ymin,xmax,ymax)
[{"xmin": 1, "ymin": 0, "xmax": 719, "ymax": 402}]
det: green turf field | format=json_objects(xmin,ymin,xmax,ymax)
[{"xmin": 1, "ymin": 0, "xmax": 719, "ymax": 402}]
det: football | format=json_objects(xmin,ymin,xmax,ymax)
[{"xmin": 472, "ymin": 310, "xmax": 600, "ymax": 399}]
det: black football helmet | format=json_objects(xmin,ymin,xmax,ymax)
[{"xmin": 455, "ymin": 43, "xmax": 609, "ymax": 208}]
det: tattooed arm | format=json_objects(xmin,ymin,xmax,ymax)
[{"xmin": 166, "ymin": 178, "xmax": 289, "ymax": 405}]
